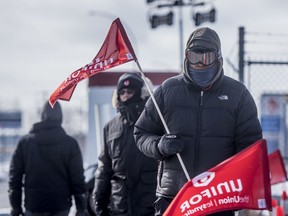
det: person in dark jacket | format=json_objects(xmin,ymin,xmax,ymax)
[
  {"xmin": 134, "ymin": 27, "xmax": 263, "ymax": 216},
  {"xmin": 8, "ymin": 101, "xmax": 87, "ymax": 216},
  {"xmin": 92, "ymin": 73, "xmax": 158, "ymax": 216}
]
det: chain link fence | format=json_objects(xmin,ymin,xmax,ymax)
[
  {"xmin": 239, "ymin": 30, "xmax": 288, "ymax": 214},
  {"xmin": 243, "ymin": 27, "xmax": 288, "ymax": 160},
  {"xmin": 246, "ymin": 63, "xmax": 288, "ymax": 115}
]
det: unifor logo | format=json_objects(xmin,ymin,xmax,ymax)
[
  {"xmin": 124, "ymin": 80, "xmax": 130, "ymax": 86},
  {"xmin": 192, "ymin": 172, "xmax": 215, "ymax": 187},
  {"xmin": 180, "ymin": 173, "xmax": 243, "ymax": 213}
]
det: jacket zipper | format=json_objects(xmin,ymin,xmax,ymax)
[
  {"xmin": 200, "ymin": 91, "xmax": 204, "ymax": 106},
  {"xmin": 194, "ymin": 91, "xmax": 204, "ymax": 175}
]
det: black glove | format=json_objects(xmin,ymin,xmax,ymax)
[{"xmin": 157, "ymin": 134, "xmax": 185, "ymax": 158}]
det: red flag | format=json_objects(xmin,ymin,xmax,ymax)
[
  {"xmin": 49, "ymin": 18, "xmax": 137, "ymax": 107},
  {"xmin": 269, "ymin": 149, "xmax": 288, "ymax": 185},
  {"xmin": 163, "ymin": 139, "xmax": 272, "ymax": 216}
]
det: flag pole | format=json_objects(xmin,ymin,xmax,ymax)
[{"xmin": 135, "ymin": 60, "xmax": 190, "ymax": 181}]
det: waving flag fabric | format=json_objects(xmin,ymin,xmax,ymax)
[
  {"xmin": 163, "ymin": 139, "xmax": 272, "ymax": 216},
  {"xmin": 49, "ymin": 18, "xmax": 137, "ymax": 107},
  {"xmin": 269, "ymin": 149, "xmax": 287, "ymax": 185}
]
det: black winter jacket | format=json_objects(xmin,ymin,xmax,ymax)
[
  {"xmin": 9, "ymin": 121, "xmax": 86, "ymax": 213},
  {"xmin": 134, "ymin": 72, "xmax": 263, "ymax": 198},
  {"xmin": 93, "ymin": 115, "xmax": 158, "ymax": 216}
]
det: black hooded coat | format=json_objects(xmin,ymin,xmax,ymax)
[
  {"xmin": 92, "ymin": 73, "xmax": 158, "ymax": 216},
  {"xmin": 8, "ymin": 102, "xmax": 86, "ymax": 214},
  {"xmin": 134, "ymin": 28, "xmax": 263, "ymax": 215}
]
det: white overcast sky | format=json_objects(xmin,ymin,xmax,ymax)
[{"xmin": 1, "ymin": 0, "xmax": 288, "ymax": 128}]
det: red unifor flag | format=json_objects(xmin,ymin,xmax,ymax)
[
  {"xmin": 49, "ymin": 18, "xmax": 137, "ymax": 107},
  {"xmin": 163, "ymin": 139, "xmax": 272, "ymax": 216},
  {"xmin": 269, "ymin": 149, "xmax": 288, "ymax": 185}
]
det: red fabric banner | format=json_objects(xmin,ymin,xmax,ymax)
[
  {"xmin": 163, "ymin": 139, "xmax": 272, "ymax": 216},
  {"xmin": 269, "ymin": 149, "xmax": 288, "ymax": 185},
  {"xmin": 49, "ymin": 18, "xmax": 137, "ymax": 107}
]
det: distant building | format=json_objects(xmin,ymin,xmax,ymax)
[{"xmin": 0, "ymin": 111, "xmax": 22, "ymax": 167}]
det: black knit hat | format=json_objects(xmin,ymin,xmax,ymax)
[
  {"xmin": 186, "ymin": 27, "xmax": 221, "ymax": 55},
  {"xmin": 117, "ymin": 73, "xmax": 143, "ymax": 92},
  {"xmin": 41, "ymin": 100, "xmax": 62, "ymax": 124}
]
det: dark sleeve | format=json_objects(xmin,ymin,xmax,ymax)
[
  {"xmin": 8, "ymin": 139, "xmax": 24, "ymax": 213},
  {"xmin": 235, "ymin": 89, "xmax": 263, "ymax": 152},
  {"xmin": 68, "ymin": 138, "xmax": 86, "ymax": 211},
  {"xmin": 92, "ymin": 126, "xmax": 113, "ymax": 215},
  {"xmin": 134, "ymin": 86, "xmax": 166, "ymax": 161}
]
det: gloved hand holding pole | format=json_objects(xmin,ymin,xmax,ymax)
[{"xmin": 135, "ymin": 60, "xmax": 190, "ymax": 181}]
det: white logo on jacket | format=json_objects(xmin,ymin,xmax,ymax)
[{"xmin": 218, "ymin": 95, "xmax": 228, "ymax": 100}]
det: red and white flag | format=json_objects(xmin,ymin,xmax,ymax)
[
  {"xmin": 49, "ymin": 18, "xmax": 137, "ymax": 107},
  {"xmin": 269, "ymin": 149, "xmax": 288, "ymax": 185},
  {"xmin": 163, "ymin": 139, "xmax": 272, "ymax": 216}
]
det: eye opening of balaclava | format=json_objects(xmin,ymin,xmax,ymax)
[
  {"xmin": 115, "ymin": 73, "xmax": 146, "ymax": 125},
  {"xmin": 184, "ymin": 27, "xmax": 223, "ymax": 89},
  {"xmin": 116, "ymin": 73, "xmax": 144, "ymax": 105},
  {"xmin": 111, "ymin": 74, "xmax": 154, "ymax": 125}
]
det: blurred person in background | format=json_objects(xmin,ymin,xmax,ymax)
[
  {"xmin": 92, "ymin": 73, "xmax": 158, "ymax": 216},
  {"xmin": 134, "ymin": 27, "xmax": 262, "ymax": 216},
  {"xmin": 8, "ymin": 101, "xmax": 87, "ymax": 216}
]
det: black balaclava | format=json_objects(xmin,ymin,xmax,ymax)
[
  {"xmin": 41, "ymin": 101, "xmax": 62, "ymax": 125},
  {"xmin": 117, "ymin": 73, "xmax": 144, "ymax": 104},
  {"xmin": 184, "ymin": 27, "xmax": 223, "ymax": 89},
  {"xmin": 116, "ymin": 73, "xmax": 146, "ymax": 125}
]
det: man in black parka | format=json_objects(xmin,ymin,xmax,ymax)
[
  {"xmin": 92, "ymin": 73, "xmax": 158, "ymax": 216},
  {"xmin": 134, "ymin": 27, "xmax": 263, "ymax": 216},
  {"xmin": 8, "ymin": 101, "xmax": 87, "ymax": 216}
]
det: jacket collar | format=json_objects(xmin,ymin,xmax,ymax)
[{"xmin": 183, "ymin": 69, "xmax": 224, "ymax": 92}]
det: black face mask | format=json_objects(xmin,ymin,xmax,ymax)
[
  {"xmin": 187, "ymin": 62, "xmax": 219, "ymax": 88},
  {"xmin": 118, "ymin": 100, "xmax": 146, "ymax": 125}
]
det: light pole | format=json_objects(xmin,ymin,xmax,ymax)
[
  {"xmin": 155, "ymin": 0, "xmax": 190, "ymax": 71},
  {"xmin": 147, "ymin": 0, "xmax": 216, "ymax": 72}
]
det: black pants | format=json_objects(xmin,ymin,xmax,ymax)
[
  {"xmin": 25, "ymin": 209, "xmax": 70, "ymax": 216},
  {"xmin": 154, "ymin": 196, "xmax": 235, "ymax": 216}
]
